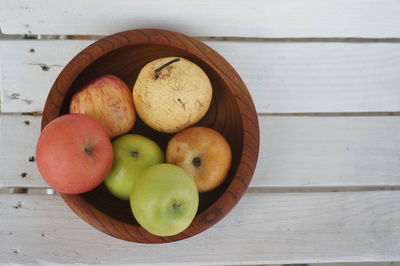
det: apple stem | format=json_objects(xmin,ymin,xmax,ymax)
[{"xmin": 155, "ymin": 58, "xmax": 180, "ymax": 79}]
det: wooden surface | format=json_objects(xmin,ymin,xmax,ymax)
[
  {"xmin": 1, "ymin": 0, "xmax": 400, "ymax": 264},
  {"xmin": 2, "ymin": 40, "xmax": 400, "ymax": 113},
  {"xmin": 1, "ymin": 192, "xmax": 400, "ymax": 264},
  {"xmin": 2, "ymin": 115, "xmax": 400, "ymax": 188},
  {"xmin": 1, "ymin": 0, "xmax": 400, "ymax": 37}
]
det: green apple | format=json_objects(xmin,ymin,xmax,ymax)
[
  {"xmin": 104, "ymin": 134, "xmax": 164, "ymax": 200},
  {"xmin": 130, "ymin": 163, "xmax": 199, "ymax": 236}
]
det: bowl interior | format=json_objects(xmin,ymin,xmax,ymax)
[{"xmin": 60, "ymin": 44, "xmax": 244, "ymax": 226}]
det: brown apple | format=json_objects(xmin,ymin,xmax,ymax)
[
  {"xmin": 36, "ymin": 114, "xmax": 113, "ymax": 194},
  {"xmin": 132, "ymin": 57, "xmax": 212, "ymax": 133},
  {"xmin": 70, "ymin": 74, "xmax": 136, "ymax": 138},
  {"xmin": 166, "ymin": 127, "xmax": 232, "ymax": 192}
]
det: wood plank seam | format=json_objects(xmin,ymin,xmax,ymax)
[
  {"xmin": 2, "ymin": 186, "xmax": 400, "ymax": 195},
  {"xmin": 5, "ymin": 112, "xmax": 400, "ymax": 117},
  {"xmin": 258, "ymin": 112, "xmax": 400, "ymax": 116},
  {"xmin": 4, "ymin": 33, "xmax": 400, "ymax": 43}
]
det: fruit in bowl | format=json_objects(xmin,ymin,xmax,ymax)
[
  {"xmin": 133, "ymin": 57, "xmax": 212, "ymax": 133},
  {"xmin": 40, "ymin": 29, "xmax": 259, "ymax": 243},
  {"xmin": 130, "ymin": 164, "xmax": 199, "ymax": 237},
  {"xmin": 70, "ymin": 74, "xmax": 136, "ymax": 139},
  {"xmin": 104, "ymin": 134, "xmax": 164, "ymax": 200},
  {"xmin": 36, "ymin": 114, "xmax": 113, "ymax": 194},
  {"xmin": 166, "ymin": 127, "xmax": 232, "ymax": 193}
]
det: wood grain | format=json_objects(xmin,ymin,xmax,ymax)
[
  {"xmin": 2, "ymin": 40, "xmax": 400, "ymax": 113},
  {"xmin": 40, "ymin": 29, "xmax": 259, "ymax": 243},
  {"xmin": 1, "ymin": 0, "xmax": 400, "ymax": 37},
  {"xmin": 1, "ymin": 192, "xmax": 399, "ymax": 264},
  {"xmin": 2, "ymin": 115, "xmax": 400, "ymax": 188}
]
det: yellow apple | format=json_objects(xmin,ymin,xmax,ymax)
[{"xmin": 132, "ymin": 57, "xmax": 212, "ymax": 133}]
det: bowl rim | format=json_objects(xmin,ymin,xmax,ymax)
[{"xmin": 41, "ymin": 28, "xmax": 260, "ymax": 243}]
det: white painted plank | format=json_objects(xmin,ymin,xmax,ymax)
[
  {"xmin": 1, "ymin": 0, "xmax": 400, "ymax": 37},
  {"xmin": 0, "ymin": 40, "xmax": 91, "ymax": 113},
  {"xmin": 0, "ymin": 56, "xmax": 3, "ymax": 111},
  {"xmin": 210, "ymin": 41, "xmax": 400, "ymax": 113},
  {"xmin": 2, "ymin": 115, "xmax": 400, "ymax": 188},
  {"xmin": 2, "ymin": 40, "xmax": 400, "ymax": 113},
  {"xmin": 257, "ymin": 116, "xmax": 400, "ymax": 188},
  {"xmin": 0, "ymin": 115, "xmax": 40, "ymax": 187},
  {"xmin": 312, "ymin": 263, "xmax": 400, "ymax": 266},
  {"xmin": 1, "ymin": 192, "xmax": 399, "ymax": 264}
]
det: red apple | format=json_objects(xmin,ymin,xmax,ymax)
[
  {"xmin": 70, "ymin": 74, "xmax": 136, "ymax": 138},
  {"xmin": 36, "ymin": 114, "xmax": 113, "ymax": 194}
]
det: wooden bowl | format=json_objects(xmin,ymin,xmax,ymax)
[{"xmin": 41, "ymin": 29, "xmax": 259, "ymax": 243}]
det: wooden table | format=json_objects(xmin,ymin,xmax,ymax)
[{"xmin": 1, "ymin": 0, "xmax": 399, "ymax": 265}]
